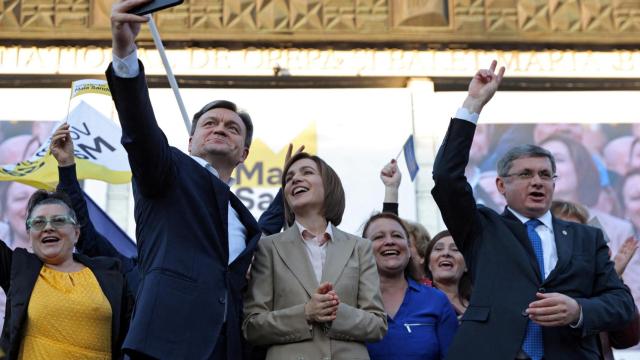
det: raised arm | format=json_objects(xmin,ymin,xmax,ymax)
[
  {"xmin": 431, "ymin": 61, "xmax": 505, "ymax": 254},
  {"xmin": 380, "ymin": 159, "xmax": 400, "ymax": 215},
  {"xmin": 51, "ymin": 124, "xmax": 137, "ymax": 273},
  {"xmin": 106, "ymin": 0, "xmax": 175, "ymax": 197}
]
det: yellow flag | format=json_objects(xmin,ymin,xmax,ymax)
[{"xmin": 0, "ymin": 100, "xmax": 131, "ymax": 189}]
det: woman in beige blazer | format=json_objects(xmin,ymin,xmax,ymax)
[{"xmin": 243, "ymin": 152, "xmax": 387, "ymax": 360}]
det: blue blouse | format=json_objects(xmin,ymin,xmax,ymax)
[{"xmin": 366, "ymin": 279, "xmax": 458, "ymax": 360}]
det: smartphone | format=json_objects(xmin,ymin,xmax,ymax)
[{"xmin": 129, "ymin": 0, "xmax": 183, "ymax": 16}]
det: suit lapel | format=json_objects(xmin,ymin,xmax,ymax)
[
  {"xmin": 544, "ymin": 218, "xmax": 573, "ymax": 284},
  {"xmin": 229, "ymin": 193, "xmax": 261, "ymax": 263},
  {"xmin": 321, "ymin": 226, "xmax": 357, "ymax": 286},
  {"xmin": 205, "ymin": 169, "xmax": 230, "ymax": 264},
  {"xmin": 501, "ymin": 209, "xmax": 543, "ymax": 283},
  {"xmin": 273, "ymin": 225, "xmax": 318, "ymax": 296},
  {"xmin": 211, "ymin": 177, "xmax": 230, "ymax": 237}
]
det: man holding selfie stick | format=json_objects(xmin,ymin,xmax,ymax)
[{"xmin": 108, "ymin": 0, "xmax": 261, "ymax": 359}]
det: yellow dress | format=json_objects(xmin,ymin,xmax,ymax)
[{"xmin": 18, "ymin": 266, "xmax": 112, "ymax": 360}]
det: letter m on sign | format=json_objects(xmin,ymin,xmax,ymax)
[{"xmin": 77, "ymin": 137, "xmax": 116, "ymax": 160}]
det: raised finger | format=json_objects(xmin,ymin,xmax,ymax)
[
  {"xmin": 489, "ymin": 60, "xmax": 497, "ymax": 73},
  {"xmin": 496, "ymin": 66, "xmax": 506, "ymax": 84},
  {"xmin": 285, "ymin": 143, "xmax": 293, "ymax": 161}
]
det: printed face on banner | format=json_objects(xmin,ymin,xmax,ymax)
[
  {"xmin": 468, "ymin": 122, "xmax": 640, "ymax": 322},
  {"xmin": 0, "ymin": 120, "xmax": 55, "ymax": 251},
  {"xmin": 0, "ymin": 102, "xmax": 130, "ymax": 189}
]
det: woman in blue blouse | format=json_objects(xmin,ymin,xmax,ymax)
[{"xmin": 363, "ymin": 212, "xmax": 458, "ymax": 360}]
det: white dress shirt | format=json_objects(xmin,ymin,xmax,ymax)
[
  {"xmin": 296, "ymin": 222, "xmax": 333, "ymax": 284},
  {"xmin": 112, "ymin": 48, "xmax": 140, "ymax": 78}
]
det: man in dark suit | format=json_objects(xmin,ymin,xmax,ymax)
[
  {"xmin": 107, "ymin": 1, "xmax": 261, "ymax": 358},
  {"xmin": 431, "ymin": 61, "xmax": 636, "ymax": 360}
]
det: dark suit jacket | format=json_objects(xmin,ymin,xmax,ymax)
[
  {"xmin": 431, "ymin": 118, "xmax": 636, "ymax": 360},
  {"xmin": 106, "ymin": 63, "xmax": 261, "ymax": 360},
  {"xmin": 0, "ymin": 245, "xmax": 130, "ymax": 360}
]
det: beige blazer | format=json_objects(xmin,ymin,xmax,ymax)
[{"xmin": 243, "ymin": 224, "xmax": 387, "ymax": 360}]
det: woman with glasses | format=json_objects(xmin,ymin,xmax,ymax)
[{"xmin": 0, "ymin": 189, "xmax": 131, "ymax": 359}]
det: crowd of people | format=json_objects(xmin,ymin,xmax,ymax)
[
  {"xmin": 468, "ymin": 107, "xmax": 640, "ymax": 312},
  {"xmin": 0, "ymin": 1, "xmax": 638, "ymax": 359}
]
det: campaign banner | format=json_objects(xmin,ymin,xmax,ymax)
[
  {"xmin": 0, "ymin": 101, "xmax": 131, "ymax": 189},
  {"xmin": 467, "ymin": 121, "xmax": 640, "ymax": 322}
]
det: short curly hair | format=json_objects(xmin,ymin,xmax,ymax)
[{"xmin": 25, "ymin": 190, "xmax": 77, "ymax": 230}]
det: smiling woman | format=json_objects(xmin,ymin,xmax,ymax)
[
  {"xmin": 0, "ymin": 190, "xmax": 131, "ymax": 360},
  {"xmin": 362, "ymin": 213, "xmax": 458, "ymax": 360},
  {"xmin": 425, "ymin": 230, "xmax": 472, "ymax": 317},
  {"xmin": 243, "ymin": 152, "xmax": 387, "ymax": 360}
]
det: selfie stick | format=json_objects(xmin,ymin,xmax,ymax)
[{"xmin": 147, "ymin": 15, "xmax": 191, "ymax": 133}]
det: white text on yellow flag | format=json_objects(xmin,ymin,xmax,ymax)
[
  {"xmin": 0, "ymin": 101, "xmax": 131, "ymax": 189},
  {"xmin": 70, "ymin": 79, "xmax": 111, "ymax": 99}
]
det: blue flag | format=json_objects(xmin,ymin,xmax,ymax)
[
  {"xmin": 403, "ymin": 135, "xmax": 419, "ymax": 181},
  {"xmin": 83, "ymin": 190, "xmax": 137, "ymax": 258}
]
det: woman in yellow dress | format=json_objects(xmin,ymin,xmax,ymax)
[{"xmin": 0, "ymin": 190, "xmax": 131, "ymax": 360}]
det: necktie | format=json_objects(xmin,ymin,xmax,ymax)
[{"xmin": 522, "ymin": 219, "xmax": 544, "ymax": 360}]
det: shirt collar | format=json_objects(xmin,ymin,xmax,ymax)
[
  {"xmin": 190, "ymin": 155, "xmax": 236, "ymax": 186},
  {"xmin": 406, "ymin": 278, "xmax": 422, "ymax": 292},
  {"xmin": 507, "ymin": 206, "xmax": 554, "ymax": 232},
  {"xmin": 296, "ymin": 221, "xmax": 334, "ymax": 242}
]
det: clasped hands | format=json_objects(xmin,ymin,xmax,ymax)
[
  {"xmin": 525, "ymin": 292, "xmax": 581, "ymax": 327},
  {"xmin": 305, "ymin": 282, "xmax": 340, "ymax": 324}
]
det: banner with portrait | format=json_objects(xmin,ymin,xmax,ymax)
[{"xmin": 467, "ymin": 121, "xmax": 640, "ymax": 314}]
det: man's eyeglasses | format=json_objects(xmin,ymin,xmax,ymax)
[
  {"xmin": 503, "ymin": 170, "xmax": 558, "ymax": 182},
  {"xmin": 26, "ymin": 215, "xmax": 77, "ymax": 231}
]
